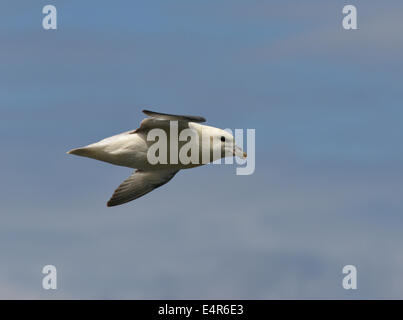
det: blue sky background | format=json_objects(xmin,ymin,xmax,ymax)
[{"xmin": 0, "ymin": 0, "xmax": 402, "ymax": 299}]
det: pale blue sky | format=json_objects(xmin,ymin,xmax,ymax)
[{"xmin": 0, "ymin": 0, "xmax": 402, "ymax": 298}]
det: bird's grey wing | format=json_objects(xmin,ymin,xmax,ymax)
[
  {"xmin": 130, "ymin": 117, "xmax": 190, "ymax": 134},
  {"xmin": 107, "ymin": 169, "xmax": 179, "ymax": 207},
  {"xmin": 142, "ymin": 109, "xmax": 206, "ymax": 123}
]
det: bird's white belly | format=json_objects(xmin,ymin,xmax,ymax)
[
  {"xmin": 72, "ymin": 128, "xmax": 211, "ymax": 170},
  {"xmin": 75, "ymin": 132, "xmax": 146, "ymax": 169},
  {"xmin": 83, "ymin": 132, "xmax": 199, "ymax": 170}
]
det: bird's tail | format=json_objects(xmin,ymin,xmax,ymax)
[{"xmin": 67, "ymin": 147, "xmax": 93, "ymax": 157}]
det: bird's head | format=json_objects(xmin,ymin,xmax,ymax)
[{"xmin": 195, "ymin": 125, "xmax": 246, "ymax": 161}]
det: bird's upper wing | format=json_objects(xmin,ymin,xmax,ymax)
[
  {"xmin": 107, "ymin": 169, "xmax": 179, "ymax": 207},
  {"xmin": 142, "ymin": 109, "xmax": 206, "ymax": 123},
  {"xmin": 131, "ymin": 110, "xmax": 201, "ymax": 134}
]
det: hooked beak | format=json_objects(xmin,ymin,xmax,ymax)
[{"xmin": 234, "ymin": 145, "xmax": 247, "ymax": 159}]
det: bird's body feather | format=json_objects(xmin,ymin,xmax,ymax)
[{"xmin": 67, "ymin": 109, "xmax": 245, "ymax": 206}]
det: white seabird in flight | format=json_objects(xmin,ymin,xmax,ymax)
[{"xmin": 67, "ymin": 110, "xmax": 246, "ymax": 207}]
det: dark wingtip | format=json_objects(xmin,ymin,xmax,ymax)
[
  {"xmin": 142, "ymin": 109, "xmax": 154, "ymax": 116},
  {"xmin": 142, "ymin": 109, "xmax": 206, "ymax": 123},
  {"xmin": 106, "ymin": 200, "xmax": 115, "ymax": 207}
]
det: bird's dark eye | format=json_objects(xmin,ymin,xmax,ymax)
[{"xmin": 220, "ymin": 136, "xmax": 226, "ymax": 142}]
